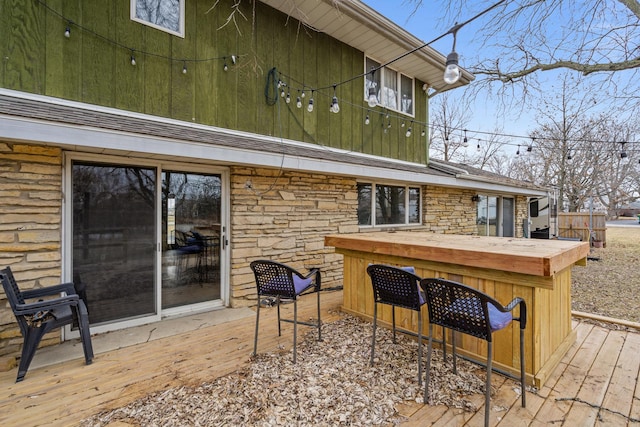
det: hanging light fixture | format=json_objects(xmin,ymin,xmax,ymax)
[
  {"xmin": 406, "ymin": 121, "xmax": 413, "ymax": 137},
  {"xmin": 620, "ymin": 142, "xmax": 628, "ymax": 159},
  {"xmin": 443, "ymin": 23, "xmax": 462, "ymax": 85},
  {"xmin": 64, "ymin": 23, "xmax": 71, "ymax": 38},
  {"xmin": 528, "ymin": 137, "xmax": 535, "ymax": 152},
  {"xmin": 330, "ymin": 85, "xmax": 340, "ymax": 113},
  {"xmin": 182, "ymin": 61, "xmax": 188, "ymax": 74},
  {"xmin": 365, "ymin": 111, "xmax": 370, "ymax": 125},
  {"xmin": 307, "ymin": 91, "xmax": 315, "ymax": 113},
  {"xmin": 130, "ymin": 50, "xmax": 136, "ymax": 66}
]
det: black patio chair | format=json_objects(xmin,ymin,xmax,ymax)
[
  {"xmin": 250, "ymin": 260, "xmax": 321, "ymax": 363},
  {"xmin": 0, "ymin": 266, "xmax": 94, "ymax": 382},
  {"xmin": 366, "ymin": 264, "xmax": 427, "ymax": 384},
  {"xmin": 420, "ymin": 278, "xmax": 527, "ymax": 427}
]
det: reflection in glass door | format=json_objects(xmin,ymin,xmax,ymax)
[
  {"xmin": 161, "ymin": 171, "xmax": 222, "ymax": 309},
  {"xmin": 72, "ymin": 162, "xmax": 157, "ymax": 325}
]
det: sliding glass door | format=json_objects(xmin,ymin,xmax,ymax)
[
  {"xmin": 69, "ymin": 157, "xmax": 226, "ymax": 329},
  {"xmin": 161, "ymin": 171, "xmax": 222, "ymax": 309},
  {"xmin": 71, "ymin": 162, "xmax": 157, "ymax": 324}
]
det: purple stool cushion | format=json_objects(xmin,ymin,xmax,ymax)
[{"xmin": 488, "ymin": 303, "xmax": 513, "ymax": 331}]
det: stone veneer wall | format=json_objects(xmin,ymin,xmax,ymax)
[
  {"xmin": 423, "ymin": 185, "xmax": 479, "ymax": 235},
  {"xmin": 0, "ymin": 142, "xmax": 64, "ymax": 367},
  {"xmin": 228, "ymin": 166, "xmax": 359, "ymax": 307}
]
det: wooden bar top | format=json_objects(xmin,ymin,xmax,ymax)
[{"xmin": 325, "ymin": 231, "xmax": 590, "ymax": 277}]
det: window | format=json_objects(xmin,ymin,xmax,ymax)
[
  {"xmin": 131, "ymin": 0, "xmax": 185, "ymax": 38},
  {"xmin": 365, "ymin": 56, "xmax": 414, "ymax": 116},
  {"xmin": 358, "ymin": 183, "xmax": 421, "ymax": 226}
]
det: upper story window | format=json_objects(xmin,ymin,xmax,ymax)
[
  {"xmin": 365, "ymin": 57, "xmax": 414, "ymax": 116},
  {"xmin": 131, "ymin": 0, "xmax": 185, "ymax": 38},
  {"xmin": 358, "ymin": 183, "xmax": 421, "ymax": 227}
]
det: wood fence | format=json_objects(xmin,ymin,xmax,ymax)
[{"xmin": 557, "ymin": 212, "xmax": 606, "ymax": 247}]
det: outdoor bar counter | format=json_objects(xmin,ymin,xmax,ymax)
[{"xmin": 325, "ymin": 231, "xmax": 590, "ymax": 387}]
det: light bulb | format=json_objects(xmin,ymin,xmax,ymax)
[
  {"xmin": 130, "ymin": 55, "xmax": 136, "ymax": 66},
  {"xmin": 367, "ymin": 86, "xmax": 377, "ymax": 107},
  {"xmin": 223, "ymin": 62, "xmax": 228, "ymax": 71},
  {"xmin": 365, "ymin": 115, "xmax": 370, "ymax": 125},
  {"xmin": 331, "ymin": 96, "xmax": 340, "ymax": 113},
  {"xmin": 443, "ymin": 52, "xmax": 461, "ymax": 84},
  {"xmin": 231, "ymin": 55, "xmax": 236, "ymax": 64},
  {"xmin": 286, "ymin": 92, "xmax": 291, "ymax": 104},
  {"xmin": 421, "ymin": 129, "xmax": 426, "ymax": 137},
  {"xmin": 296, "ymin": 96, "xmax": 302, "ymax": 109},
  {"xmin": 182, "ymin": 63, "xmax": 187, "ymax": 74},
  {"xmin": 406, "ymin": 128, "xmax": 412, "ymax": 137},
  {"xmin": 307, "ymin": 98, "xmax": 314, "ymax": 113},
  {"xmin": 280, "ymin": 89, "xmax": 286, "ymax": 98},
  {"xmin": 64, "ymin": 26, "xmax": 71, "ymax": 38}
]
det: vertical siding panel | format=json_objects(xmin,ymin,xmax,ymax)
[
  {"xmin": 254, "ymin": 3, "xmax": 276, "ymax": 137},
  {"xmin": 327, "ymin": 37, "xmax": 341, "ymax": 148},
  {"xmin": 234, "ymin": 1, "xmax": 254, "ymax": 133},
  {"xmin": 271, "ymin": 10, "xmax": 290, "ymax": 140},
  {"xmin": 44, "ymin": 0, "xmax": 64, "ymax": 98},
  {"xmin": 215, "ymin": 6, "xmax": 239, "ymax": 130},
  {"xmin": 81, "ymin": 1, "xmax": 116, "ymax": 106},
  {"xmin": 285, "ymin": 23, "xmax": 305, "ymax": 142},
  {"xmin": 114, "ymin": 0, "xmax": 144, "ymax": 112},
  {"xmin": 315, "ymin": 32, "xmax": 331, "ymax": 145},
  {"xmin": 170, "ymin": 0, "xmax": 196, "ymax": 122},
  {"xmin": 141, "ymin": 27, "xmax": 171, "ymax": 117},
  {"xmin": 4, "ymin": 0, "xmax": 45, "ymax": 92},
  {"xmin": 194, "ymin": 1, "xmax": 217, "ymax": 126},
  {"xmin": 301, "ymin": 28, "xmax": 317, "ymax": 143},
  {"xmin": 60, "ymin": 1, "xmax": 83, "ymax": 100},
  {"xmin": 342, "ymin": 46, "xmax": 360, "ymax": 152}
]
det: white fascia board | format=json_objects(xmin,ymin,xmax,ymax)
[{"xmin": 0, "ymin": 113, "xmax": 424, "ymax": 182}]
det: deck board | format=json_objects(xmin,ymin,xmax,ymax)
[{"xmin": 1, "ymin": 289, "xmax": 639, "ymax": 426}]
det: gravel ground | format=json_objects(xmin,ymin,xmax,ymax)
[{"xmin": 571, "ymin": 223, "xmax": 640, "ymax": 323}]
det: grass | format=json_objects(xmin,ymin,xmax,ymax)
[{"xmin": 572, "ymin": 224, "xmax": 640, "ymax": 323}]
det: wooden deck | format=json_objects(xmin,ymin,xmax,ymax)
[{"xmin": 1, "ymin": 289, "xmax": 639, "ymax": 426}]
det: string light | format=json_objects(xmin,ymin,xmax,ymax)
[
  {"xmin": 406, "ymin": 121, "xmax": 413, "ymax": 137},
  {"xmin": 365, "ymin": 112, "xmax": 370, "ymax": 125},
  {"xmin": 516, "ymin": 145, "xmax": 520, "ymax": 156},
  {"xmin": 296, "ymin": 94, "xmax": 302, "ymax": 109},
  {"xmin": 285, "ymin": 92, "xmax": 291, "ymax": 104},
  {"xmin": 307, "ymin": 91, "xmax": 315, "ymax": 113},
  {"xmin": 330, "ymin": 85, "xmax": 340, "ymax": 113},
  {"xmin": 620, "ymin": 142, "xmax": 628, "ymax": 159},
  {"xmin": 64, "ymin": 23, "xmax": 71, "ymax": 38},
  {"xmin": 130, "ymin": 50, "xmax": 136, "ymax": 66},
  {"xmin": 182, "ymin": 61, "xmax": 187, "ymax": 74}
]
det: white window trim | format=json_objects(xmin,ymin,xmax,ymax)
[
  {"xmin": 358, "ymin": 182, "xmax": 421, "ymax": 228},
  {"xmin": 131, "ymin": 0, "xmax": 185, "ymax": 38},
  {"xmin": 364, "ymin": 56, "xmax": 415, "ymax": 117}
]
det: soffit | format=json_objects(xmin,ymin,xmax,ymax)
[{"xmin": 259, "ymin": 0, "xmax": 474, "ymax": 93}]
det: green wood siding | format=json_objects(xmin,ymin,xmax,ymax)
[{"xmin": 1, "ymin": 0, "xmax": 428, "ymax": 165}]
